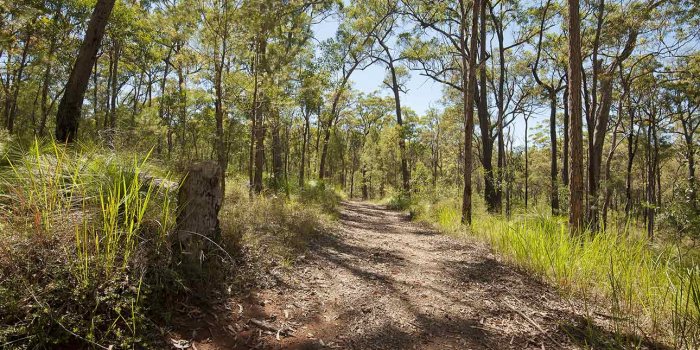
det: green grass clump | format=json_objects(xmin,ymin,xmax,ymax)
[
  {"xmin": 0, "ymin": 139, "xmax": 177, "ymax": 348},
  {"xmin": 412, "ymin": 197, "xmax": 699, "ymax": 348},
  {"xmin": 220, "ymin": 178, "xmax": 334, "ymax": 267},
  {"xmin": 384, "ymin": 191, "xmax": 413, "ymax": 211},
  {"xmin": 298, "ymin": 179, "xmax": 344, "ymax": 214}
]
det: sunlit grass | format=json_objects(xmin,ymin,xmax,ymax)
[
  {"xmin": 411, "ymin": 198, "xmax": 700, "ymax": 348},
  {"xmin": 0, "ymin": 139, "xmax": 178, "ymax": 347}
]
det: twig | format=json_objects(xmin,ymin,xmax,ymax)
[
  {"xmin": 504, "ymin": 301, "xmax": 563, "ymax": 348},
  {"xmin": 26, "ymin": 285, "xmax": 112, "ymax": 350},
  {"xmin": 248, "ymin": 318, "xmax": 294, "ymax": 338}
]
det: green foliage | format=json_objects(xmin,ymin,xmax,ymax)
[
  {"xmin": 0, "ymin": 140, "xmax": 176, "ymax": 348},
  {"xmin": 299, "ymin": 180, "xmax": 344, "ymax": 214},
  {"xmin": 220, "ymin": 178, "xmax": 335, "ymax": 267},
  {"xmin": 385, "ymin": 191, "xmax": 412, "ymax": 211}
]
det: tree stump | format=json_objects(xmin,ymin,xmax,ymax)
[{"xmin": 176, "ymin": 161, "xmax": 222, "ymax": 262}]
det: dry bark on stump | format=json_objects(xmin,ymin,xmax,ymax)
[{"xmin": 175, "ymin": 161, "xmax": 222, "ymax": 263}]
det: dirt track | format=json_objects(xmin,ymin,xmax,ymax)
[{"xmin": 175, "ymin": 201, "xmax": 664, "ymax": 350}]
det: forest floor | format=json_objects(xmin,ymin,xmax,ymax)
[{"xmin": 169, "ymin": 201, "xmax": 668, "ymax": 350}]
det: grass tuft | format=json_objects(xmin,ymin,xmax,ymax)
[{"xmin": 411, "ymin": 197, "xmax": 700, "ymax": 348}]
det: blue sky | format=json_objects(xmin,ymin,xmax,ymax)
[
  {"xmin": 311, "ymin": 16, "xmax": 536, "ymax": 147},
  {"xmin": 312, "ymin": 18, "xmax": 443, "ymax": 117}
]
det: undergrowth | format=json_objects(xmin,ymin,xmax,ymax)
[
  {"xmin": 0, "ymin": 140, "xmax": 178, "ymax": 348},
  {"xmin": 0, "ymin": 140, "xmax": 339, "ymax": 348},
  {"xmin": 407, "ymin": 196, "xmax": 700, "ymax": 349},
  {"xmin": 221, "ymin": 178, "xmax": 340, "ymax": 268}
]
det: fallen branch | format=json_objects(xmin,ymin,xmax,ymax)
[
  {"xmin": 248, "ymin": 318, "xmax": 294, "ymax": 338},
  {"xmin": 504, "ymin": 301, "xmax": 562, "ymax": 348}
]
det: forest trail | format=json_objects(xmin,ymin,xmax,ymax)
[{"xmin": 177, "ymin": 201, "xmax": 630, "ymax": 350}]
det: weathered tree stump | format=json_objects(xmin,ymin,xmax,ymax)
[{"xmin": 175, "ymin": 161, "xmax": 222, "ymax": 262}]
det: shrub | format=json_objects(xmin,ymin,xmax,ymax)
[
  {"xmin": 0, "ymin": 140, "xmax": 177, "ymax": 348},
  {"xmin": 385, "ymin": 191, "xmax": 413, "ymax": 211},
  {"xmin": 220, "ymin": 179, "xmax": 333, "ymax": 266}
]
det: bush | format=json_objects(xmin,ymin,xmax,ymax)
[
  {"xmin": 385, "ymin": 191, "xmax": 413, "ymax": 211},
  {"xmin": 0, "ymin": 140, "xmax": 178, "ymax": 348},
  {"xmin": 220, "ymin": 179, "xmax": 333, "ymax": 266},
  {"xmin": 298, "ymin": 180, "xmax": 344, "ymax": 214}
]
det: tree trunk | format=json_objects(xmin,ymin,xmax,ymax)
[
  {"xmin": 525, "ymin": 116, "xmax": 530, "ymax": 209},
  {"xmin": 176, "ymin": 161, "xmax": 222, "ymax": 268},
  {"xmin": 375, "ymin": 35, "xmax": 411, "ymax": 195},
  {"xmin": 55, "ymin": 0, "xmax": 117, "ymax": 142},
  {"xmin": 460, "ymin": 0, "xmax": 479, "ymax": 225},
  {"xmin": 567, "ymin": 0, "xmax": 585, "ymax": 235},
  {"xmin": 682, "ymin": 119, "xmax": 698, "ymax": 210},
  {"xmin": 38, "ymin": 36, "xmax": 57, "ymax": 136},
  {"xmin": 253, "ymin": 100, "xmax": 266, "ymax": 194},
  {"xmin": 299, "ymin": 109, "xmax": 310, "ymax": 187},
  {"xmin": 625, "ymin": 106, "xmax": 638, "ymax": 218},
  {"xmin": 106, "ymin": 40, "xmax": 120, "ymax": 146},
  {"xmin": 214, "ymin": 43, "xmax": 227, "ymax": 197},
  {"xmin": 389, "ymin": 64, "xmax": 410, "ymax": 194},
  {"xmin": 319, "ymin": 60, "xmax": 361, "ymax": 180},
  {"xmin": 6, "ymin": 31, "xmax": 32, "ymax": 134},
  {"xmin": 563, "ymin": 84, "xmax": 570, "ymax": 186},
  {"xmin": 549, "ymin": 92, "xmax": 560, "ymax": 214},
  {"xmin": 477, "ymin": 1, "xmax": 498, "ymax": 214},
  {"xmin": 271, "ymin": 111, "xmax": 284, "ymax": 191},
  {"xmin": 249, "ymin": 51, "xmax": 259, "ymax": 194}
]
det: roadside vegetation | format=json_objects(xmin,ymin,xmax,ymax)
[
  {"xmin": 386, "ymin": 190, "xmax": 700, "ymax": 348},
  {"xmin": 0, "ymin": 139, "xmax": 340, "ymax": 348}
]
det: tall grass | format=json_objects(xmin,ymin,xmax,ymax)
[
  {"xmin": 411, "ymin": 198, "xmax": 699, "ymax": 348},
  {"xmin": 1, "ymin": 141, "xmax": 338, "ymax": 348},
  {"xmin": 1, "ymin": 139, "xmax": 177, "ymax": 348},
  {"xmin": 220, "ymin": 178, "xmax": 338, "ymax": 266}
]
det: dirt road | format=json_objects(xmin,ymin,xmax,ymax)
[{"xmin": 177, "ymin": 201, "xmax": 656, "ymax": 349}]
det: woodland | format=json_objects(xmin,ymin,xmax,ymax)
[{"xmin": 0, "ymin": 0, "xmax": 699, "ymax": 348}]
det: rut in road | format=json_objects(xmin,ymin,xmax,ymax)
[{"xmin": 184, "ymin": 201, "xmax": 660, "ymax": 350}]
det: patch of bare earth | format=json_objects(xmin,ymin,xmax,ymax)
[{"xmin": 169, "ymin": 201, "xmax": 668, "ymax": 350}]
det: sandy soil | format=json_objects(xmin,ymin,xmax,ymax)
[{"xmin": 169, "ymin": 201, "xmax": 667, "ymax": 350}]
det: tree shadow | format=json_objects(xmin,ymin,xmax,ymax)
[
  {"xmin": 559, "ymin": 316, "xmax": 672, "ymax": 350},
  {"xmin": 170, "ymin": 201, "xmax": 674, "ymax": 350}
]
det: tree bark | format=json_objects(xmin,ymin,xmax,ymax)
[
  {"xmin": 477, "ymin": 2, "xmax": 498, "ymax": 214},
  {"xmin": 299, "ymin": 108, "xmax": 310, "ymax": 187},
  {"xmin": 460, "ymin": 0, "xmax": 479, "ymax": 225},
  {"xmin": 549, "ymin": 93, "xmax": 560, "ymax": 214},
  {"xmin": 55, "ymin": 0, "xmax": 117, "ymax": 142},
  {"xmin": 567, "ymin": 0, "xmax": 585, "ymax": 235},
  {"xmin": 176, "ymin": 161, "xmax": 222, "ymax": 265}
]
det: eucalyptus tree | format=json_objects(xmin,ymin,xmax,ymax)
[
  {"xmin": 243, "ymin": 0, "xmax": 336, "ymax": 192},
  {"xmin": 55, "ymin": 0, "xmax": 118, "ymax": 142},
  {"xmin": 152, "ymin": 0, "xmax": 199, "ymax": 157},
  {"xmin": 296, "ymin": 61, "xmax": 328, "ymax": 187},
  {"xmin": 666, "ymin": 54, "xmax": 700, "ymax": 212},
  {"xmin": 198, "ymin": 0, "xmax": 241, "ymax": 194},
  {"xmin": 317, "ymin": 4, "xmax": 390, "ymax": 180},
  {"xmin": 350, "ymin": 0, "xmax": 412, "ymax": 194},
  {"xmin": 401, "ymin": 0, "xmax": 480, "ymax": 223},
  {"xmin": 478, "ymin": 0, "xmax": 538, "ymax": 214},
  {"xmin": 530, "ymin": 0, "xmax": 567, "ymax": 214},
  {"xmin": 582, "ymin": 0, "xmax": 669, "ymax": 231},
  {"xmin": 567, "ymin": 0, "xmax": 585, "ymax": 235}
]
